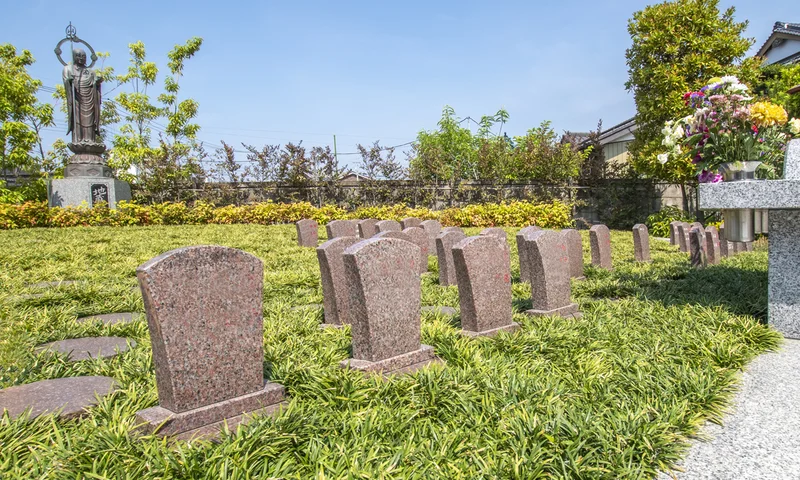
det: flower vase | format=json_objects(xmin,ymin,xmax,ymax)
[{"xmin": 719, "ymin": 161, "xmax": 761, "ymax": 242}]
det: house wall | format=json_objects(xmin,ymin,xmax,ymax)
[
  {"xmin": 604, "ymin": 141, "xmax": 631, "ymax": 165},
  {"xmin": 765, "ymin": 38, "xmax": 800, "ymax": 65}
]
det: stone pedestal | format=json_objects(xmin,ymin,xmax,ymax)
[{"xmin": 49, "ymin": 177, "xmax": 131, "ymax": 209}]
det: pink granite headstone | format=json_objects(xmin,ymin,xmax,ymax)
[
  {"xmin": 135, "ymin": 246, "xmax": 285, "ymax": 438},
  {"xmin": 373, "ymin": 230, "xmax": 425, "ymax": 274},
  {"xmin": 677, "ymin": 222, "xmax": 691, "ymax": 253},
  {"xmin": 632, "ymin": 224, "xmax": 651, "ymax": 262},
  {"xmin": 419, "ymin": 220, "xmax": 442, "ymax": 256},
  {"xmin": 326, "ymin": 220, "xmax": 358, "ymax": 239},
  {"xmin": 524, "ymin": 230, "xmax": 581, "ymax": 318},
  {"xmin": 318, "ymin": 237, "xmax": 362, "ymax": 326},
  {"xmin": 401, "ymin": 217, "xmax": 422, "ymax": 229},
  {"xmin": 479, "ymin": 227, "xmax": 507, "ymax": 243},
  {"xmin": 436, "ymin": 229, "xmax": 467, "ymax": 286},
  {"xmin": 374, "ymin": 220, "xmax": 402, "ymax": 235},
  {"xmin": 402, "ymin": 227, "xmax": 430, "ymax": 274},
  {"xmin": 589, "ymin": 224, "xmax": 613, "ymax": 270},
  {"xmin": 357, "ymin": 219, "xmax": 379, "ymax": 239},
  {"xmin": 669, "ymin": 221, "xmax": 682, "ymax": 246},
  {"xmin": 296, "ymin": 219, "xmax": 318, "ymax": 247},
  {"xmin": 690, "ymin": 227, "xmax": 707, "ymax": 268},
  {"xmin": 452, "ymin": 235, "xmax": 518, "ymax": 337},
  {"xmin": 340, "ymin": 238, "xmax": 437, "ymax": 374},
  {"xmin": 704, "ymin": 226, "xmax": 722, "ymax": 265},
  {"xmin": 516, "ymin": 226, "xmax": 541, "ymax": 283},
  {"xmin": 561, "ymin": 229, "xmax": 585, "ymax": 280}
]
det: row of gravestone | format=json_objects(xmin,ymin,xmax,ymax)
[{"xmin": 668, "ymin": 221, "xmax": 751, "ymax": 268}]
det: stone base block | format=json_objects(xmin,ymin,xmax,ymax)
[
  {"xmin": 49, "ymin": 178, "xmax": 131, "ymax": 209},
  {"xmin": 525, "ymin": 303, "xmax": 582, "ymax": 319},
  {"xmin": 135, "ymin": 382, "xmax": 286, "ymax": 439},
  {"xmin": 340, "ymin": 344, "xmax": 440, "ymax": 375},
  {"xmin": 461, "ymin": 322, "xmax": 520, "ymax": 338}
]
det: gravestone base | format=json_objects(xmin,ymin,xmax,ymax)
[
  {"xmin": 461, "ymin": 322, "xmax": 520, "ymax": 338},
  {"xmin": 525, "ymin": 303, "xmax": 582, "ymax": 319},
  {"xmin": 340, "ymin": 344, "xmax": 439, "ymax": 375},
  {"xmin": 135, "ymin": 382, "xmax": 286, "ymax": 438},
  {"xmin": 49, "ymin": 177, "xmax": 131, "ymax": 209}
]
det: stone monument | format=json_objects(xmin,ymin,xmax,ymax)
[
  {"xmin": 318, "ymin": 237, "xmax": 361, "ymax": 326},
  {"xmin": 632, "ymin": 224, "xmax": 651, "ymax": 262},
  {"xmin": 524, "ymin": 230, "xmax": 581, "ymax": 318},
  {"xmin": 589, "ymin": 224, "xmax": 613, "ymax": 270},
  {"xmin": 49, "ymin": 24, "xmax": 131, "ymax": 209}
]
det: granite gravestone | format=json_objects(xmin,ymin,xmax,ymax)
[
  {"xmin": 373, "ymin": 230, "xmax": 424, "ymax": 273},
  {"xmin": 374, "ymin": 220, "xmax": 402, "ymax": 235},
  {"xmin": 419, "ymin": 220, "xmax": 442, "ymax": 256},
  {"xmin": 48, "ymin": 24, "xmax": 131, "ymax": 209},
  {"xmin": 689, "ymin": 227, "xmax": 707, "ymax": 268},
  {"xmin": 340, "ymin": 238, "xmax": 437, "ymax": 374},
  {"xmin": 704, "ymin": 226, "xmax": 722, "ymax": 265},
  {"xmin": 589, "ymin": 224, "xmax": 613, "ymax": 270},
  {"xmin": 632, "ymin": 224, "xmax": 651, "ymax": 262},
  {"xmin": 442, "ymin": 226, "xmax": 465, "ymax": 234},
  {"xmin": 402, "ymin": 227, "xmax": 430, "ymax": 274},
  {"xmin": 401, "ymin": 217, "xmax": 422, "ymax": 229},
  {"xmin": 669, "ymin": 221, "xmax": 682, "ymax": 246},
  {"xmin": 516, "ymin": 226, "xmax": 542, "ymax": 283},
  {"xmin": 296, "ymin": 219, "xmax": 318, "ymax": 247},
  {"xmin": 479, "ymin": 227, "xmax": 508, "ymax": 242},
  {"xmin": 318, "ymin": 237, "xmax": 362, "ymax": 326},
  {"xmin": 677, "ymin": 223, "xmax": 691, "ymax": 252},
  {"xmin": 436, "ymin": 229, "xmax": 467, "ymax": 286},
  {"xmin": 562, "ymin": 229, "xmax": 585, "ymax": 280},
  {"xmin": 358, "ymin": 219, "xmax": 379, "ymax": 239},
  {"xmin": 524, "ymin": 230, "xmax": 581, "ymax": 318},
  {"xmin": 134, "ymin": 246, "xmax": 286, "ymax": 438},
  {"xmin": 452, "ymin": 235, "xmax": 518, "ymax": 337},
  {"xmin": 326, "ymin": 220, "xmax": 358, "ymax": 239}
]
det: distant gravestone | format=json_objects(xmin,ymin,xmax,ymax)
[
  {"xmin": 318, "ymin": 237, "xmax": 362, "ymax": 326},
  {"xmin": 358, "ymin": 219, "xmax": 379, "ymax": 239},
  {"xmin": 373, "ymin": 230, "xmax": 424, "ymax": 274},
  {"xmin": 36, "ymin": 336, "xmax": 135, "ymax": 362},
  {"xmin": 589, "ymin": 224, "xmax": 613, "ymax": 270},
  {"xmin": 516, "ymin": 226, "xmax": 542, "ymax": 283},
  {"xmin": 562, "ymin": 229, "xmax": 585, "ymax": 280},
  {"xmin": 374, "ymin": 220, "xmax": 402, "ymax": 235},
  {"xmin": 436, "ymin": 229, "xmax": 467, "ymax": 286},
  {"xmin": 524, "ymin": 230, "xmax": 581, "ymax": 318},
  {"xmin": 402, "ymin": 227, "xmax": 430, "ymax": 274},
  {"xmin": 341, "ymin": 238, "xmax": 438, "ymax": 374},
  {"xmin": 401, "ymin": 217, "xmax": 422, "ymax": 229},
  {"xmin": 689, "ymin": 227, "xmax": 707, "ymax": 268},
  {"xmin": 296, "ymin": 219, "xmax": 318, "ymax": 247},
  {"xmin": 326, "ymin": 220, "xmax": 357, "ymax": 239},
  {"xmin": 632, "ymin": 224, "xmax": 651, "ymax": 262},
  {"xmin": 135, "ymin": 246, "xmax": 286, "ymax": 438},
  {"xmin": 0, "ymin": 376, "xmax": 118, "ymax": 420},
  {"xmin": 677, "ymin": 222, "xmax": 691, "ymax": 252},
  {"xmin": 719, "ymin": 235, "xmax": 730, "ymax": 257},
  {"xmin": 669, "ymin": 221, "xmax": 682, "ymax": 246},
  {"xmin": 704, "ymin": 226, "xmax": 722, "ymax": 265},
  {"xmin": 719, "ymin": 224, "xmax": 726, "ymax": 242},
  {"xmin": 442, "ymin": 226, "xmax": 464, "ymax": 234},
  {"xmin": 452, "ymin": 235, "xmax": 518, "ymax": 337},
  {"xmin": 419, "ymin": 220, "xmax": 442, "ymax": 256},
  {"xmin": 480, "ymin": 227, "xmax": 507, "ymax": 243}
]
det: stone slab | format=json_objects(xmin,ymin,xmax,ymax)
[
  {"xmin": 357, "ymin": 219, "xmax": 379, "ymax": 239},
  {"xmin": 340, "ymin": 344, "xmax": 438, "ymax": 375},
  {"xmin": 419, "ymin": 220, "xmax": 442, "ymax": 255},
  {"xmin": 318, "ymin": 237, "xmax": 362, "ymax": 326},
  {"xmin": 479, "ymin": 227, "xmax": 508, "ymax": 242},
  {"xmin": 49, "ymin": 177, "xmax": 131, "ymax": 209},
  {"xmin": 296, "ymin": 219, "xmax": 319, "ymax": 247},
  {"xmin": 76, "ymin": 312, "xmax": 142, "ymax": 325},
  {"xmin": 0, "ymin": 376, "xmax": 118, "ymax": 419},
  {"xmin": 698, "ymin": 179, "xmax": 800, "ymax": 209},
  {"xmin": 768, "ymin": 210, "xmax": 800, "ymax": 338},
  {"xmin": 400, "ymin": 217, "xmax": 422, "ymax": 229},
  {"xmin": 401, "ymin": 227, "xmax": 429, "ymax": 274},
  {"xmin": 589, "ymin": 224, "xmax": 612, "ymax": 270},
  {"xmin": 374, "ymin": 220, "xmax": 402, "ymax": 235},
  {"xmin": 171, "ymin": 402, "xmax": 288, "ymax": 441},
  {"xmin": 516, "ymin": 226, "xmax": 541, "ymax": 283},
  {"xmin": 562, "ymin": 229, "xmax": 585, "ymax": 280},
  {"xmin": 633, "ymin": 224, "xmax": 651, "ymax": 262},
  {"xmin": 436, "ymin": 229, "xmax": 467, "ymax": 286},
  {"xmin": 460, "ymin": 322, "xmax": 520, "ymax": 338},
  {"xmin": 326, "ymin": 220, "xmax": 358, "ymax": 239},
  {"xmin": 525, "ymin": 230, "xmax": 580, "ymax": 316},
  {"xmin": 36, "ymin": 336, "xmax": 136, "ymax": 361}
]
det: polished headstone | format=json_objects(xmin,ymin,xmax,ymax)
[
  {"xmin": 669, "ymin": 221, "xmax": 682, "ymax": 246},
  {"xmin": 36, "ymin": 336, "xmax": 135, "ymax": 361},
  {"xmin": 326, "ymin": 220, "xmax": 358, "ymax": 239},
  {"xmin": 419, "ymin": 219, "xmax": 442, "ymax": 255},
  {"xmin": 402, "ymin": 227, "xmax": 430, "ymax": 274},
  {"xmin": 632, "ymin": 224, "xmax": 651, "ymax": 262},
  {"xmin": 677, "ymin": 222, "xmax": 691, "ymax": 253},
  {"xmin": 400, "ymin": 217, "xmax": 422, "ymax": 229},
  {"xmin": 374, "ymin": 220, "xmax": 402, "ymax": 235},
  {"xmin": 690, "ymin": 226, "xmax": 707, "ymax": 268},
  {"xmin": 452, "ymin": 235, "xmax": 518, "ymax": 337},
  {"xmin": 318, "ymin": 236, "xmax": 362, "ymax": 326},
  {"xmin": 516, "ymin": 226, "xmax": 542, "ymax": 283},
  {"xmin": 340, "ymin": 238, "xmax": 437, "ymax": 374},
  {"xmin": 295, "ymin": 219, "xmax": 318, "ymax": 247},
  {"xmin": 479, "ymin": 227, "xmax": 508, "ymax": 243},
  {"xmin": 589, "ymin": 224, "xmax": 613, "ymax": 270},
  {"xmin": 704, "ymin": 226, "xmax": 722, "ymax": 265},
  {"xmin": 357, "ymin": 219, "xmax": 379, "ymax": 239},
  {"xmin": 0, "ymin": 376, "xmax": 118, "ymax": 420},
  {"xmin": 561, "ymin": 229, "xmax": 585, "ymax": 280},
  {"xmin": 76, "ymin": 312, "xmax": 141, "ymax": 325},
  {"xmin": 135, "ymin": 246, "xmax": 285, "ymax": 437},
  {"xmin": 436, "ymin": 229, "xmax": 467, "ymax": 286},
  {"xmin": 524, "ymin": 230, "xmax": 581, "ymax": 318}
]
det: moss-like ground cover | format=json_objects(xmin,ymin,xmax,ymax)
[{"xmin": 0, "ymin": 225, "xmax": 779, "ymax": 479}]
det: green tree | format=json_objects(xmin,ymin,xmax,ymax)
[
  {"xmin": 754, "ymin": 63, "xmax": 800, "ymax": 119},
  {"xmin": 625, "ymin": 0, "xmax": 755, "ymax": 184},
  {"xmin": 0, "ymin": 44, "xmax": 55, "ymax": 182},
  {"xmin": 511, "ymin": 121, "xmax": 589, "ymax": 182}
]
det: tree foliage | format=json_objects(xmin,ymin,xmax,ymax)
[
  {"xmin": 753, "ymin": 63, "xmax": 800, "ymax": 120},
  {"xmin": 625, "ymin": 0, "xmax": 755, "ymax": 183}
]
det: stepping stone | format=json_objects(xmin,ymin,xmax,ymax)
[
  {"xmin": 76, "ymin": 312, "xmax": 142, "ymax": 325},
  {"xmin": 28, "ymin": 280, "xmax": 81, "ymax": 289},
  {"xmin": 0, "ymin": 376, "xmax": 118, "ymax": 419},
  {"xmin": 36, "ymin": 336, "xmax": 136, "ymax": 362},
  {"xmin": 421, "ymin": 306, "xmax": 457, "ymax": 316}
]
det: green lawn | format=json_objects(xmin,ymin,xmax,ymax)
[{"xmin": 0, "ymin": 225, "xmax": 780, "ymax": 479}]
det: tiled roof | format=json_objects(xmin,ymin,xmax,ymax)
[{"xmin": 756, "ymin": 22, "xmax": 800, "ymax": 59}]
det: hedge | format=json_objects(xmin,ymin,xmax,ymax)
[{"xmin": 0, "ymin": 200, "xmax": 573, "ymax": 230}]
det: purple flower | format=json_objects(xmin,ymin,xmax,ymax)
[{"xmin": 698, "ymin": 170, "xmax": 722, "ymax": 183}]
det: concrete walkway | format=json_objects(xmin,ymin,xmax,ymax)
[{"xmin": 659, "ymin": 339, "xmax": 800, "ymax": 480}]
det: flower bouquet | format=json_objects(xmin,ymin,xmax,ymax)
[{"xmin": 659, "ymin": 76, "xmax": 800, "ymax": 182}]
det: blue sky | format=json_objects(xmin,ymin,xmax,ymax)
[{"xmin": 4, "ymin": 0, "xmax": 798, "ymax": 170}]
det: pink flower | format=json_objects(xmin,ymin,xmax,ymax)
[{"xmin": 698, "ymin": 170, "xmax": 722, "ymax": 183}]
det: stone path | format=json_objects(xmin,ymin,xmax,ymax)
[
  {"xmin": 76, "ymin": 312, "xmax": 142, "ymax": 325},
  {"xmin": 0, "ymin": 376, "xmax": 118, "ymax": 419},
  {"xmin": 36, "ymin": 337, "xmax": 135, "ymax": 361},
  {"xmin": 660, "ymin": 339, "xmax": 800, "ymax": 479}
]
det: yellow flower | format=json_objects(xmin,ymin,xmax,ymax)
[{"xmin": 750, "ymin": 102, "xmax": 788, "ymax": 127}]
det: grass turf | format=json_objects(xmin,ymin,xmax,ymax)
[{"xmin": 0, "ymin": 225, "xmax": 780, "ymax": 479}]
